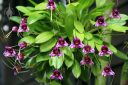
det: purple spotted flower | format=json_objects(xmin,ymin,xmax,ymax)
[
  {"xmin": 80, "ymin": 55, "xmax": 94, "ymax": 66},
  {"xmin": 16, "ymin": 53, "xmax": 24, "ymax": 61},
  {"xmin": 18, "ymin": 18, "xmax": 29, "ymax": 32},
  {"xmin": 18, "ymin": 41, "xmax": 27, "ymax": 49},
  {"xmin": 110, "ymin": 9, "xmax": 120, "ymax": 18},
  {"xmin": 95, "ymin": 16, "xmax": 107, "ymax": 27},
  {"xmin": 50, "ymin": 70, "xmax": 63, "ymax": 80},
  {"xmin": 3, "ymin": 46, "xmax": 16, "ymax": 57},
  {"xmin": 47, "ymin": 0, "xmax": 56, "ymax": 10},
  {"xmin": 82, "ymin": 45, "xmax": 95, "ymax": 54},
  {"xmin": 70, "ymin": 37, "xmax": 84, "ymax": 48},
  {"xmin": 102, "ymin": 66, "xmax": 115, "ymax": 77},
  {"xmin": 99, "ymin": 45, "xmax": 113, "ymax": 56},
  {"xmin": 49, "ymin": 47, "xmax": 63, "ymax": 57},
  {"xmin": 56, "ymin": 38, "xmax": 68, "ymax": 48}
]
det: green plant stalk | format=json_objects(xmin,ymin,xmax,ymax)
[{"xmin": 28, "ymin": 0, "xmax": 37, "ymax": 6}]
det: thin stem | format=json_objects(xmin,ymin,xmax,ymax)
[
  {"xmin": 28, "ymin": 0, "xmax": 37, "ymax": 6},
  {"xmin": 68, "ymin": 0, "xmax": 71, "ymax": 4},
  {"xmin": 50, "ymin": 8, "xmax": 53, "ymax": 22}
]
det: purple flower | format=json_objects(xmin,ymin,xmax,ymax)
[
  {"xmin": 47, "ymin": 0, "xmax": 56, "ymax": 10},
  {"xmin": 110, "ymin": 9, "xmax": 120, "ymax": 18},
  {"xmin": 16, "ymin": 53, "xmax": 24, "ymax": 61},
  {"xmin": 70, "ymin": 37, "xmax": 84, "ymax": 48},
  {"xmin": 56, "ymin": 38, "xmax": 68, "ymax": 48},
  {"xmin": 80, "ymin": 55, "xmax": 94, "ymax": 66},
  {"xmin": 95, "ymin": 16, "xmax": 107, "ymax": 27},
  {"xmin": 49, "ymin": 47, "xmax": 63, "ymax": 57},
  {"xmin": 12, "ymin": 26, "xmax": 18, "ymax": 32},
  {"xmin": 18, "ymin": 41, "xmax": 27, "ymax": 49},
  {"xmin": 102, "ymin": 66, "xmax": 115, "ymax": 77},
  {"xmin": 18, "ymin": 18, "xmax": 29, "ymax": 32},
  {"xmin": 82, "ymin": 45, "xmax": 95, "ymax": 54},
  {"xmin": 50, "ymin": 70, "xmax": 63, "ymax": 80},
  {"xmin": 3, "ymin": 46, "xmax": 16, "ymax": 57},
  {"xmin": 99, "ymin": 45, "xmax": 113, "ymax": 56}
]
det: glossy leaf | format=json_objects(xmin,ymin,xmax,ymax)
[
  {"xmin": 19, "ymin": 36, "xmax": 35, "ymax": 45},
  {"xmin": 10, "ymin": 16, "xmax": 21, "ymax": 23},
  {"xmin": 108, "ymin": 24, "xmax": 128, "ymax": 32},
  {"xmin": 36, "ymin": 53, "xmax": 50, "ymax": 63},
  {"xmin": 115, "ymin": 50, "xmax": 128, "ymax": 61},
  {"xmin": 35, "ymin": 2, "xmax": 47, "ymax": 10},
  {"xmin": 40, "ymin": 38, "xmax": 57, "ymax": 52},
  {"xmin": 35, "ymin": 31, "xmax": 54, "ymax": 43},
  {"xmin": 85, "ymin": 32, "xmax": 93, "ymax": 40},
  {"xmin": 16, "ymin": 6, "xmax": 31, "ymax": 14},
  {"xmin": 74, "ymin": 20, "xmax": 84, "ymax": 33},
  {"xmin": 72, "ymin": 60, "xmax": 81, "ymax": 78}
]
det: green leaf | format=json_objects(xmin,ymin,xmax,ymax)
[
  {"xmin": 72, "ymin": 60, "xmax": 81, "ymax": 78},
  {"xmin": 108, "ymin": 24, "xmax": 128, "ymax": 32},
  {"xmin": 10, "ymin": 16, "xmax": 21, "ymax": 23},
  {"xmin": 115, "ymin": 50, "xmax": 128, "ymax": 61},
  {"xmin": 35, "ymin": 31, "xmax": 54, "ymax": 43},
  {"xmin": 74, "ymin": 20, "xmax": 84, "ymax": 33},
  {"xmin": 73, "ymin": 29, "xmax": 85, "ymax": 41},
  {"xmin": 61, "ymin": 47, "xmax": 74, "ymax": 68},
  {"xmin": 28, "ymin": 13, "xmax": 46, "ymax": 24},
  {"xmin": 25, "ymin": 57, "xmax": 36, "ymax": 68},
  {"xmin": 96, "ymin": 0, "xmax": 106, "ymax": 7},
  {"xmin": 107, "ymin": 44, "xmax": 117, "ymax": 53},
  {"xmin": 36, "ymin": 53, "xmax": 50, "ymax": 63},
  {"xmin": 107, "ymin": 14, "xmax": 128, "ymax": 26},
  {"xmin": 16, "ymin": 6, "xmax": 31, "ymax": 14},
  {"xmin": 85, "ymin": 32, "xmax": 93, "ymax": 40},
  {"xmin": 19, "ymin": 36, "xmax": 35, "ymax": 45},
  {"xmin": 40, "ymin": 38, "xmax": 57, "ymax": 52},
  {"xmin": 120, "ymin": 61, "xmax": 128, "ymax": 85},
  {"xmin": 50, "ymin": 57, "xmax": 64, "ymax": 69},
  {"xmin": 35, "ymin": 2, "xmax": 47, "ymax": 10}
]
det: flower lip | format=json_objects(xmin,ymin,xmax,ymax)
[
  {"xmin": 82, "ymin": 45, "xmax": 95, "ymax": 54},
  {"xmin": 56, "ymin": 37, "xmax": 68, "ymax": 48},
  {"xmin": 50, "ymin": 70, "xmax": 63, "ymax": 80},
  {"xmin": 80, "ymin": 55, "xmax": 94, "ymax": 66},
  {"xmin": 18, "ymin": 41, "xmax": 27, "ymax": 49},
  {"xmin": 70, "ymin": 37, "xmax": 84, "ymax": 48},
  {"xmin": 102, "ymin": 66, "xmax": 115, "ymax": 76},
  {"xmin": 101, "ymin": 45, "xmax": 108, "ymax": 53},
  {"xmin": 110, "ymin": 9, "xmax": 120, "ymax": 18},
  {"xmin": 47, "ymin": 0, "xmax": 56, "ymax": 10},
  {"xmin": 84, "ymin": 45, "xmax": 91, "ymax": 52},
  {"xmin": 3, "ymin": 46, "xmax": 16, "ymax": 57},
  {"xmin": 95, "ymin": 16, "xmax": 107, "ymax": 27},
  {"xmin": 49, "ymin": 47, "xmax": 63, "ymax": 57}
]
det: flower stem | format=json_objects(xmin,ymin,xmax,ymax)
[
  {"xmin": 28, "ymin": 0, "xmax": 37, "ymax": 6},
  {"xmin": 68, "ymin": 0, "xmax": 71, "ymax": 4},
  {"xmin": 50, "ymin": 9, "xmax": 53, "ymax": 22}
]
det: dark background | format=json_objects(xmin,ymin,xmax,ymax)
[{"xmin": 0, "ymin": 0, "xmax": 128, "ymax": 85}]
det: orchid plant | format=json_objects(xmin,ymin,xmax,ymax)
[{"xmin": 3, "ymin": 0, "xmax": 128, "ymax": 85}]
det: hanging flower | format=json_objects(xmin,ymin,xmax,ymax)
[
  {"xmin": 47, "ymin": 0, "xmax": 56, "ymax": 10},
  {"xmin": 80, "ymin": 55, "xmax": 94, "ymax": 66},
  {"xmin": 70, "ymin": 37, "xmax": 84, "ymax": 48},
  {"xmin": 18, "ymin": 18, "xmax": 29, "ymax": 32},
  {"xmin": 13, "ymin": 66, "xmax": 22, "ymax": 75},
  {"xmin": 49, "ymin": 47, "xmax": 63, "ymax": 57},
  {"xmin": 5, "ymin": 26, "xmax": 19, "ymax": 38},
  {"xmin": 56, "ymin": 37, "xmax": 68, "ymax": 48},
  {"xmin": 95, "ymin": 16, "xmax": 107, "ymax": 27},
  {"xmin": 3, "ymin": 46, "xmax": 16, "ymax": 57},
  {"xmin": 16, "ymin": 53, "xmax": 24, "ymax": 61},
  {"xmin": 102, "ymin": 66, "xmax": 115, "ymax": 77},
  {"xmin": 99, "ymin": 45, "xmax": 113, "ymax": 56},
  {"xmin": 18, "ymin": 41, "xmax": 27, "ymax": 49},
  {"xmin": 82, "ymin": 45, "xmax": 95, "ymax": 54},
  {"xmin": 50, "ymin": 70, "xmax": 63, "ymax": 80},
  {"xmin": 110, "ymin": 9, "xmax": 120, "ymax": 18}
]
